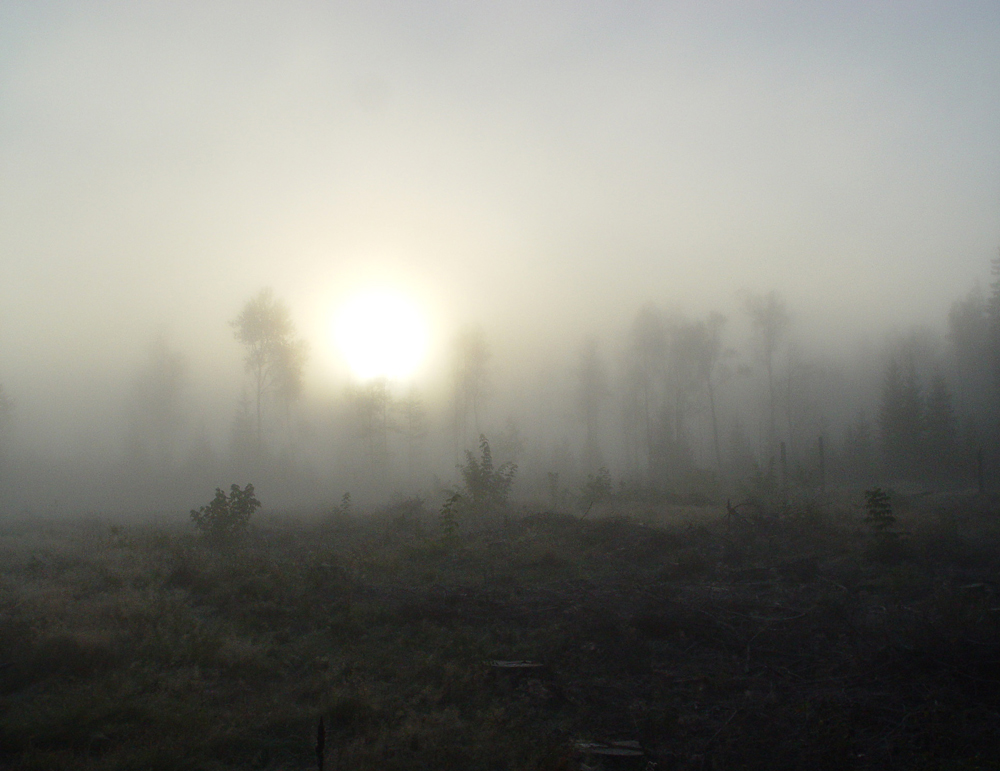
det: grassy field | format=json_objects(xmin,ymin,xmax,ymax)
[{"xmin": 2, "ymin": 491, "xmax": 1000, "ymax": 770}]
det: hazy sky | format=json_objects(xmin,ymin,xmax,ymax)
[{"xmin": 2, "ymin": 2, "xmax": 999, "ymax": 411}]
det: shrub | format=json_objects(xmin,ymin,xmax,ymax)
[
  {"xmin": 458, "ymin": 435, "xmax": 516, "ymax": 513},
  {"xmin": 439, "ymin": 491, "xmax": 463, "ymax": 544},
  {"xmin": 191, "ymin": 484, "xmax": 261, "ymax": 545},
  {"xmin": 864, "ymin": 487, "xmax": 895, "ymax": 533},
  {"xmin": 580, "ymin": 467, "xmax": 613, "ymax": 515}
]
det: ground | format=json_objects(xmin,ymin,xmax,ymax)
[{"xmin": 2, "ymin": 491, "xmax": 1000, "ymax": 770}]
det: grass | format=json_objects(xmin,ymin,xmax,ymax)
[{"xmin": 1, "ymin": 493, "xmax": 1000, "ymax": 769}]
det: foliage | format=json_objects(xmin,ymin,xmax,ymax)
[
  {"xmin": 458, "ymin": 435, "xmax": 516, "ymax": 512},
  {"xmin": 879, "ymin": 355, "xmax": 923, "ymax": 478},
  {"xmin": 190, "ymin": 483, "xmax": 261, "ymax": 545},
  {"xmin": 452, "ymin": 325, "xmax": 491, "ymax": 444},
  {"xmin": 438, "ymin": 490, "xmax": 462, "ymax": 543},
  {"xmin": 128, "ymin": 336, "xmax": 186, "ymax": 462},
  {"xmin": 577, "ymin": 338, "xmax": 609, "ymax": 471},
  {"xmin": 580, "ymin": 467, "xmax": 613, "ymax": 515},
  {"xmin": 231, "ymin": 289, "xmax": 309, "ymax": 442},
  {"xmin": 6, "ymin": 495, "xmax": 1000, "ymax": 769},
  {"xmin": 744, "ymin": 290, "xmax": 789, "ymax": 458},
  {"xmin": 864, "ymin": 487, "xmax": 895, "ymax": 533}
]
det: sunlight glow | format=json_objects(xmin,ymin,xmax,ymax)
[{"xmin": 334, "ymin": 289, "xmax": 428, "ymax": 381}]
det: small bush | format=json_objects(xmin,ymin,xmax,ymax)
[
  {"xmin": 580, "ymin": 467, "xmax": 612, "ymax": 514},
  {"xmin": 439, "ymin": 491, "xmax": 463, "ymax": 544},
  {"xmin": 190, "ymin": 484, "xmax": 261, "ymax": 545},
  {"xmin": 864, "ymin": 488, "xmax": 895, "ymax": 533},
  {"xmin": 458, "ymin": 435, "xmax": 516, "ymax": 513}
]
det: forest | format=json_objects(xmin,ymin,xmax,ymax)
[
  {"xmin": 4, "ymin": 2, "xmax": 999, "ymax": 768},
  {"xmin": 3, "ymin": 267, "xmax": 1000, "ymax": 770},
  {"xmin": 1, "ymin": 259, "xmax": 998, "ymax": 516}
]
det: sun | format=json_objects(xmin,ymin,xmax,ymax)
[{"xmin": 333, "ymin": 289, "xmax": 428, "ymax": 381}]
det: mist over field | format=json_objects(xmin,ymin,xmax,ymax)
[{"xmin": 1, "ymin": 2, "xmax": 999, "ymax": 515}]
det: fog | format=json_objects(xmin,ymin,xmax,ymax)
[{"xmin": 1, "ymin": 2, "xmax": 999, "ymax": 514}]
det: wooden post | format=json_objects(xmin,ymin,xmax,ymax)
[{"xmin": 818, "ymin": 436, "xmax": 826, "ymax": 493}]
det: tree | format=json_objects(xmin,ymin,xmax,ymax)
[
  {"xmin": 394, "ymin": 384, "xmax": 427, "ymax": 486},
  {"xmin": 232, "ymin": 289, "xmax": 308, "ymax": 446},
  {"xmin": 745, "ymin": 291, "xmax": 789, "ymax": 455},
  {"xmin": 879, "ymin": 354, "xmax": 923, "ymax": 480},
  {"xmin": 843, "ymin": 409, "xmax": 876, "ymax": 484},
  {"xmin": 576, "ymin": 338, "xmax": 609, "ymax": 474},
  {"xmin": 127, "ymin": 336, "xmax": 186, "ymax": 465},
  {"xmin": 987, "ymin": 253, "xmax": 1000, "ymax": 393},
  {"xmin": 350, "ymin": 377, "xmax": 392, "ymax": 485},
  {"xmin": 452, "ymin": 324, "xmax": 491, "ymax": 450},
  {"xmin": 948, "ymin": 286, "xmax": 993, "ymax": 423},
  {"xmin": 924, "ymin": 370, "xmax": 958, "ymax": 481},
  {"xmin": 0, "ymin": 385, "xmax": 13, "ymax": 472},
  {"xmin": 623, "ymin": 304, "xmax": 668, "ymax": 478},
  {"xmin": 687, "ymin": 313, "xmax": 728, "ymax": 477}
]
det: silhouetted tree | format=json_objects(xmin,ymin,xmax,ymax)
[
  {"xmin": 662, "ymin": 318, "xmax": 702, "ymax": 476},
  {"xmin": 879, "ymin": 355, "xmax": 923, "ymax": 480},
  {"xmin": 0, "ymin": 385, "xmax": 13, "ymax": 472},
  {"xmin": 699, "ymin": 313, "xmax": 729, "ymax": 476},
  {"xmin": 229, "ymin": 394, "xmax": 257, "ymax": 472},
  {"xmin": 745, "ymin": 291, "xmax": 789, "ymax": 455},
  {"xmin": 987, "ymin": 254, "xmax": 1000, "ymax": 393},
  {"xmin": 351, "ymin": 377, "xmax": 391, "ymax": 485},
  {"xmin": 663, "ymin": 313, "xmax": 730, "ymax": 478},
  {"xmin": 127, "ymin": 336, "xmax": 186, "ymax": 466},
  {"xmin": 232, "ymin": 289, "xmax": 308, "ymax": 446},
  {"xmin": 493, "ymin": 417, "xmax": 525, "ymax": 468},
  {"xmin": 394, "ymin": 384, "xmax": 427, "ymax": 486},
  {"xmin": 843, "ymin": 409, "xmax": 876, "ymax": 484},
  {"xmin": 924, "ymin": 370, "xmax": 958, "ymax": 481},
  {"xmin": 623, "ymin": 305, "xmax": 667, "ymax": 479},
  {"xmin": 452, "ymin": 324, "xmax": 491, "ymax": 450},
  {"xmin": 948, "ymin": 286, "xmax": 993, "ymax": 428},
  {"xmin": 576, "ymin": 338, "xmax": 609, "ymax": 473}
]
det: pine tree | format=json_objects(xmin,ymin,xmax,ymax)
[
  {"xmin": 879, "ymin": 355, "xmax": 923, "ymax": 480},
  {"xmin": 924, "ymin": 371, "xmax": 958, "ymax": 481}
]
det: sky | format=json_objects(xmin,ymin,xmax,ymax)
[{"xmin": 1, "ymin": 1, "xmax": 999, "ymax": 444}]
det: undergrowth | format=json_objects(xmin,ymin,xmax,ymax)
[{"xmin": 1, "ymin": 493, "xmax": 999, "ymax": 770}]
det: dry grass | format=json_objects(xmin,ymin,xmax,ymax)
[{"xmin": 2, "ymin": 493, "xmax": 1000, "ymax": 769}]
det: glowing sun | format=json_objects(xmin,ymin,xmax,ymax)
[{"xmin": 334, "ymin": 289, "xmax": 428, "ymax": 380}]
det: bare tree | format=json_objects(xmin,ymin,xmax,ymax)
[
  {"xmin": 577, "ymin": 338, "xmax": 609, "ymax": 474},
  {"xmin": 0, "ymin": 385, "xmax": 13, "ymax": 472},
  {"xmin": 452, "ymin": 324, "xmax": 491, "ymax": 450},
  {"xmin": 128, "ymin": 336, "xmax": 186, "ymax": 465},
  {"xmin": 745, "ymin": 291, "xmax": 789, "ymax": 455},
  {"xmin": 394, "ymin": 384, "xmax": 427, "ymax": 486},
  {"xmin": 686, "ymin": 313, "xmax": 728, "ymax": 477},
  {"xmin": 232, "ymin": 289, "xmax": 308, "ymax": 447},
  {"xmin": 623, "ymin": 305, "xmax": 667, "ymax": 479},
  {"xmin": 351, "ymin": 377, "xmax": 391, "ymax": 486}
]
